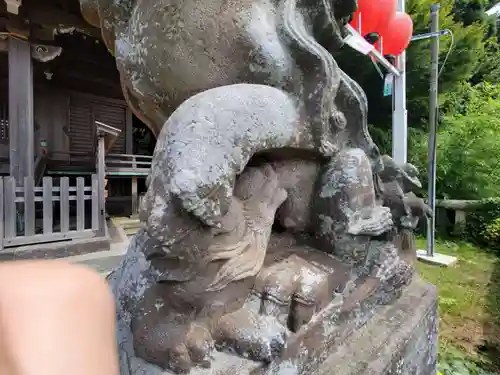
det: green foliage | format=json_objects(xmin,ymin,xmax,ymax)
[
  {"xmin": 472, "ymin": 38, "xmax": 500, "ymax": 84},
  {"xmin": 368, "ymin": 124, "xmax": 391, "ymax": 155},
  {"xmin": 416, "ymin": 238, "xmax": 500, "ymax": 373},
  {"xmin": 336, "ymin": 0, "xmax": 493, "ymax": 131},
  {"xmin": 409, "ymin": 82, "xmax": 500, "ymax": 200},
  {"xmin": 406, "ymin": 0, "xmax": 487, "ymax": 123},
  {"xmin": 464, "ymin": 199, "xmax": 500, "ymax": 249},
  {"xmin": 441, "ymin": 80, "xmax": 500, "ymax": 114},
  {"xmin": 453, "ymin": 0, "xmax": 496, "ymax": 28},
  {"xmin": 439, "ymin": 349, "xmax": 497, "ymax": 375},
  {"xmin": 340, "ymin": 0, "xmax": 500, "ymax": 243},
  {"xmin": 482, "ymin": 217, "xmax": 500, "ymax": 249}
]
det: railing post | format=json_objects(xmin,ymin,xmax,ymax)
[
  {"xmin": 453, "ymin": 210, "xmax": 467, "ymax": 236},
  {"xmin": 131, "ymin": 155, "xmax": 138, "ymax": 217},
  {"xmin": 91, "ymin": 174, "xmax": 99, "ymax": 231},
  {"xmin": 76, "ymin": 177, "xmax": 85, "ymax": 231},
  {"xmin": 97, "ymin": 134, "xmax": 106, "ymax": 237},
  {"xmin": 95, "ymin": 121, "xmax": 122, "ymax": 238},
  {"xmin": 4, "ymin": 177, "xmax": 16, "ymax": 238},
  {"xmin": 23, "ymin": 176, "xmax": 35, "ymax": 236},
  {"xmin": 131, "ymin": 176, "xmax": 138, "ymax": 217},
  {"xmin": 60, "ymin": 177, "xmax": 70, "ymax": 233},
  {"xmin": 42, "ymin": 177, "xmax": 53, "ymax": 234}
]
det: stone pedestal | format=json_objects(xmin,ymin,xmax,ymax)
[
  {"xmin": 118, "ymin": 263, "xmax": 437, "ymax": 375},
  {"xmin": 316, "ymin": 277, "xmax": 438, "ymax": 375}
]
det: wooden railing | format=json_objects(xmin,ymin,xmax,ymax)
[
  {"xmin": 105, "ymin": 153, "xmax": 152, "ymax": 176},
  {"xmin": 104, "ymin": 154, "xmax": 152, "ymax": 216},
  {"xmin": 0, "ymin": 175, "xmax": 101, "ymax": 249},
  {"xmin": 48, "ymin": 150, "xmax": 95, "ymax": 163}
]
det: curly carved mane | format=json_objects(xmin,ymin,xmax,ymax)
[{"xmin": 281, "ymin": 0, "xmax": 378, "ymax": 163}]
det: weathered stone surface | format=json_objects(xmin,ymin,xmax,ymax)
[
  {"xmin": 109, "ymin": 252, "xmax": 436, "ymax": 375},
  {"xmin": 315, "ymin": 277, "xmax": 438, "ymax": 375},
  {"xmin": 78, "ymin": 0, "xmax": 377, "ymax": 162},
  {"xmin": 105, "ymin": 144, "xmax": 425, "ymax": 375},
  {"xmin": 82, "ymin": 0, "xmax": 436, "ymax": 373}
]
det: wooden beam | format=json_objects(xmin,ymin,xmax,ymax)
[
  {"xmin": 9, "ymin": 36, "xmax": 34, "ymax": 183},
  {"xmin": 125, "ymin": 108, "xmax": 133, "ymax": 154},
  {"xmin": 55, "ymin": 68, "xmax": 120, "ymax": 84},
  {"xmin": 23, "ymin": 3, "xmax": 102, "ymax": 40}
]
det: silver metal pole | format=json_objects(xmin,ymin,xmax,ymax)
[
  {"xmin": 392, "ymin": 0, "xmax": 407, "ymax": 164},
  {"xmin": 426, "ymin": 3, "xmax": 440, "ymax": 257}
]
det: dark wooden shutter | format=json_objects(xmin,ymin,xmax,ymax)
[
  {"xmin": 93, "ymin": 102, "xmax": 126, "ymax": 153},
  {"xmin": 69, "ymin": 94, "xmax": 128, "ymax": 157},
  {"xmin": 69, "ymin": 94, "xmax": 94, "ymax": 155}
]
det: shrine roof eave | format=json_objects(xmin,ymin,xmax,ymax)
[{"xmin": 0, "ymin": 0, "xmax": 101, "ymax": 44}]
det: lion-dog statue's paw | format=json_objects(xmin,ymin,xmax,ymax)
[
  {"xmin": 211, "ymin": 254, "xmax": 341, "ymax": 363},
  {"xmin": 251, "ymin": 254, "xmax": 332, "ymax": 332},
  {"xmin": 133, "ymin": 320, "xmax": 214, "ymax": 374},
  {"xmin": 214, "ymin": 308, "xmax": 289, "ymax": 363}
]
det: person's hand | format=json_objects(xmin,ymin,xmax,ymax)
[{"xmin": 0, "ymin": 261, "xmax": 119, "ymax": 375}]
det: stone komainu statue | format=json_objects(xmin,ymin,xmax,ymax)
[{"xmin": 78, "ymin": 0, "xmax": 432, "ymax": 374}]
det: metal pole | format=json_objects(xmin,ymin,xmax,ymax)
[
  {"xmin": 392, "ymin": 0, "xmax": 407, "ymax": 164},
  {"xmin": 426, "ymin": 4, "xmax": 440, "ymax": 257}
]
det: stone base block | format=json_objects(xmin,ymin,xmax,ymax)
[
  {"xmin": 123, "ymin": 276, "xmax": 437, "ymax": 375},
  {"xmin": 315, "ymin": 277, "xmax": 438, "ymax": 375},
  {"xmin": 417, "ymin": 249, "xmax": 458, "ymax": 267}
]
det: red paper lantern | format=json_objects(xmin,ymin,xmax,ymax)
[
  {"xmin": 350, "ymin": 0, "xmax": 397, "ymax": 36},
  {"xmin": 376, "ymin": 0, "xmax": 398, "ymax": 35},
  {"xmin": 377, "ymin": 12, "xmax": 413, "ymax": 56}
]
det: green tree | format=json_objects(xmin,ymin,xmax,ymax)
[
  {"xmin": 471, "ymin": 38, "xmax": 500, "ymax": 84},
  {"xmin": 409, "ymin": 82, "xmax": 500, "ymax": 200},
  {"xmin": 405, "ymin": 0, "xmax": 487, "ymax": 123},
  {"xmin": 453, "ymin": 0, "xmax": 494, "ymax": 27},
  {"xmin": 336, "ymin": 0, "xmax": 492, "ymax": 146}
]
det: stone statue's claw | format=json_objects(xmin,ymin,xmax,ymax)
[
  {"xmin": 185, "ymin": 323, "xmax": 215, "ymax": 366},
  {"xmin": 253, "ymin": 255, "xmax": 332, "ymax": 332},
  {"xmin": 133, "ymin": 320, "xmax": 214, "ymax": 374},
  {"xmin": 214, "ymin": 308, "xmax": 289, "ymax": 363}
]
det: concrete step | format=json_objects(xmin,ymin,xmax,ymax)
[
  {"xmin": 111, "ymin": 216, "xmax": 141, "ymax": 238},
  {"xmin": 112, "ymin": 216, "xmax": 140, "ymax": 226},
  {"xmin": 124, "ymin": 227, "xmax": 140, "ymax": 237}
]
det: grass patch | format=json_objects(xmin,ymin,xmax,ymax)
[{"xmin": 416, "ymin": 238, "xmax": 500, "ymax": 373}]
